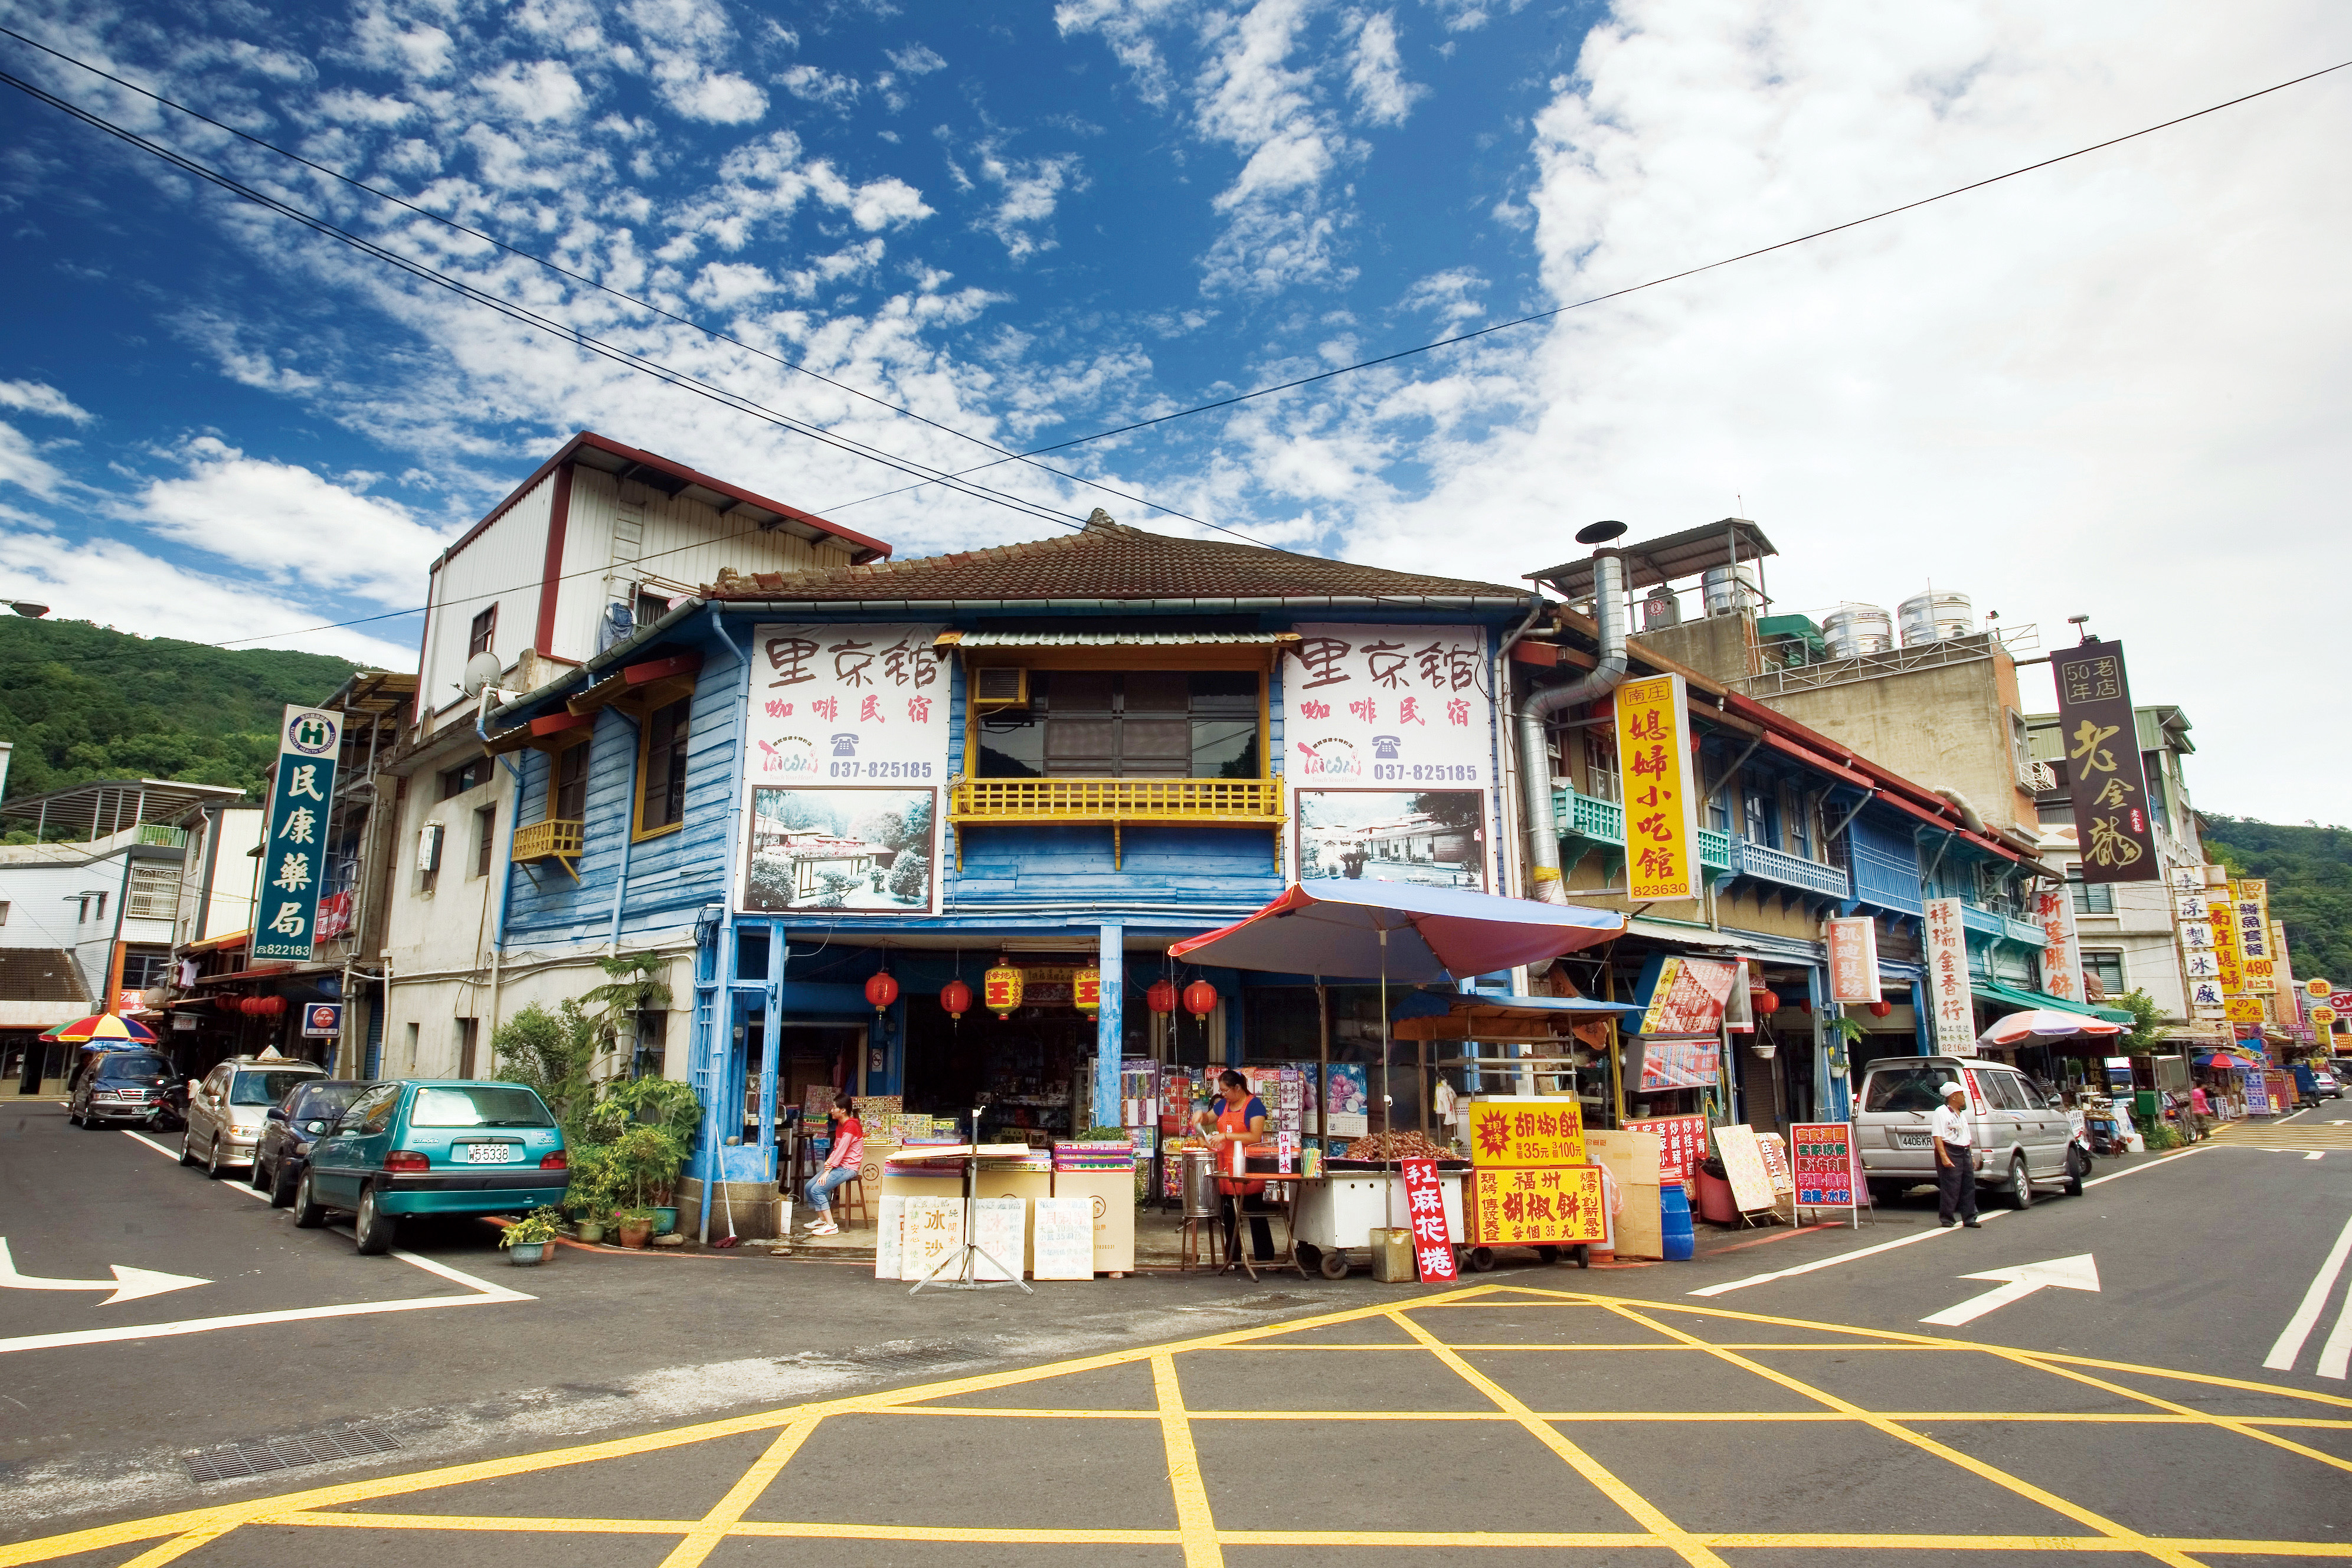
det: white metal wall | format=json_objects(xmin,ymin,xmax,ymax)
[{"xmin": 420, "ymin": 474, "xmax": 556, "ymax": 729}]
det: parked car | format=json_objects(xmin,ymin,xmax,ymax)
[
  {"xmin": 295, "ymin": 1080, "xmax": 571, "ymax": 1255},
  {"xmin": 181, "ymin": 1055, "xmax": 327, "ymax": 1179},
  {"xmin": 2315, "ymin": 1070, "xmax": 2342, "ymax": 1100},
  {"xmin": 250, "ymin": 1079, "xmax": 369, "ymax": 1207},
  {"xmin": 1854, "ymin": 1055, "xmax": 2080, "ymax": 1208},
  {"xmin": 66, "ymin": 1047, "xmax": 176, "ymax": 1128}
]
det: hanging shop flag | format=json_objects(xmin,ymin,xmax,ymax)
[
  {"xmin": 1826, "ymin": 917, "xmax": 1882, "ymax": 1004},
  {"xmin": 1283, "ymin": 623, "xmax": 1494, "ymax": 787},
  {"xmin": 1790, "ymin": 1122, "xmax": 1860, "ymax": 1213},
  {"xmin": 2209, "ymin": 899, "xmax": 2244, "ymax": 993},
  {"xmin": 1400, "ymin": 1158, "xmax": 1459, "ymax": 1282},
  {"xmin": 1467, "ymin": 1096, "xmax": 1587, "ymax": 1166},
  {"xmin": 1922, "ymin": 896, "xmax": 1976, "ymax": 1055},
  {"xmin": 1633, "ymin": 952, "xmax": 1737, "ymax": 1036},
  {"xmin": 2032, "ymin": 884, "xmax": 2083, "ymax": 1003},
  {"xmin": 1466, "ymin": 1164, "xmax": 1608, "ymax": 1247},
  {"xmin": 2051, "ymin": 643, "xmax": 2159, "ymax": 882},
  {"xmin": 1614, "ymin": 674, "xmax": 1699, "ymax": 901},
  {"xmin": 251, "ymin": 705, "xmax": 343, "ymax": 962}
]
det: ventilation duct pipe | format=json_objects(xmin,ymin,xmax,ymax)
[
  {"xmin": 1932, "ymin": 787, "xmax": 1986, "ymax": 835},
  {"xmin": 1517, "ymin": 526, "xmax": 1630, "ymax": 903}
]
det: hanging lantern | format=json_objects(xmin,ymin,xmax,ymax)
[
  {"xmin": 864, "ymin": 971, "xmax": 899, "ymax": 1014},
  {"xmin": 1751, "ymin": 988, "xmax": 1781, "ymax": 1017},
  {"xmin": 1074, "ymin": 967, "xmax": 1101, "ymax": 1013},
  {"xmin": 236, "ymin": 997, "xmax": 256, "ymax": 1017},
  {"xmin": 1147, "ymin": 978, "xmax": 1178, "ymax": 1015},
  {"xmin": 939, "ymin": 978, "xmax": 972, "ymax": 1020},
  {"xmin": 1867, "ymin": 1000, "xmax": 1893, "ymax": 1018},
  {"xmin": 984, "ymin": 957, "xmax": 1024, "ymax": 1019},
  {"xmin": 249, "ymin": 995, "xmax": 285, "ymax": 1018},
  {"xmin": 1182, "ymin": 979, "xmax": 1219, "ymax": 1019}
]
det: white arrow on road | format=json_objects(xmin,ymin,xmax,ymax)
[
  {"xmin": 0, "ymin": 1238, "xmax": 210, "ymax": 1307},
  {"xmin": 1921, "ymin": 1253, "xmax": 2101, "ymax": 1327}
]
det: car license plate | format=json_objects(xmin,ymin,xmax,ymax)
[
  {"xmin": 1893, "ymin": 1131, "xmax": 1931, "ymax": 1148},
  {"xmin": 462, "ymin": 1143, "xmax": 522, "ymax": 1164}
]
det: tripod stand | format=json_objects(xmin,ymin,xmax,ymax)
[{"xmin": 910, "ymin": 1105, "xmax": 1033, "ymax": 1295}]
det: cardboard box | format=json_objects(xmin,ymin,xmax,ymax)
[{"xmin": 1587, "ymin": 1132, "xmax": 1667, "ymax": 1261}]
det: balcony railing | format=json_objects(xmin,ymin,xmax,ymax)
[
  {"xmin": 513, "ymin": 817, "xmax": 586, "ymax": 880},
  {"xmin": 1729, "ymin": 839, "xmax": 1851, "ymax": 899},
  {"xmin": 1554, "ymin": 787, "xmax": 1732, "ymax": 876},
  {"xmin": 1961, "ymin": 901, "xmax": 2046, "ymax": 947},
  {"xmin": 949, "ymin": 777, "xmax": 1285, "ymax": 870}
]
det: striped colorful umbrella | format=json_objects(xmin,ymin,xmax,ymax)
[
  {"xmin": 41, "ymin": 1013, "xmax": 161, "ymax": 1045},
  {"xmin": 1977, "ymin": 1008, "xmax": 2127, "ymax": 1047}
]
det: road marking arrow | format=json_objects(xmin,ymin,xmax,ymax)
[
  {"xmin": 1920, "ymin": 1253, "xmax": 2101, "ymax": 1327},
  {"xmin": 0, "ymin": 1238, "xmax": 210, "ymax": 1307}
]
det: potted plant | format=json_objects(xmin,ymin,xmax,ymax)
[
  {"xmin": 614, "ymin": 1206, "xmax": 656, "ymax": 1248},
  {"xmin": 565, "ymin": 1143, "xmax": 617, "ymax": 1242},
  {"xmin": 500, "ymin": 1208, "xmax": 562, "ymax": 1266},
  {"xmin": 611, "ymin": 1124, "xmax": 686, "ymax": 1223}
]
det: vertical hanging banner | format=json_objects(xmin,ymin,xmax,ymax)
[
  {"xmin": 1922, "ymin": 896, "xmax": 1977, "ymax": 1054},
  {"xmin": 2051, "ymin": 643, "xmax": 2158, "ymax": 882},
  {"xmin": 1614, "ymin": 673, "xmax": 1699, "ymax": 901},
  {"xmin": 1826, "ymin": 916, "xmax": 1882, "ymax": 1004},
  {"xmin": 2235, "ymin": 880, "xmax": 2275, "ymax": 983},
  {"xmin": 2209, "ymin": 898, "xmax": 2244, "ymax": 993},
  {"xmin": 1400, "ymin": 1158, "xmax": 1458, "ymax": 1283},
  {"xmin": 251, "ymin": 706, "xmax": 342, "ymax": 962},
  {"xmin": 2033, "ymin": 883, "xmax": 2083, "ymax": 1002}
]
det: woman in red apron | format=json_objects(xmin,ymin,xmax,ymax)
[{"xmin": 1196, "ymin": 1068, "xmax": 1274, "ymax": 1262}]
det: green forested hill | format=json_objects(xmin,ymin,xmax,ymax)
[
  {"xmin": 0, "ymin": 617, "xmax": 365, "ymax": 825},
  {"xmin": 2201, "ymin": 814, "xmax": 2352, "ymax": 988}
]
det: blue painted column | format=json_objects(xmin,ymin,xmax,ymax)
[
  {"xmin": 1095, "ymin": 924, "xmax": 1123, "ymax": 1132},
  {"xmin": 1911, "ymin": 978, "xmax": 1932, "ymax": 1055}
]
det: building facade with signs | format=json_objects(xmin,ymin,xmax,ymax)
[{"xmin": 466, "ymin": 506, "xmax": 1538, "ymax": 1216}]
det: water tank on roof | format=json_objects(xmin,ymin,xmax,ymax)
[
  {"xmin": 1821, "ymin": 603, "xmax": 1895, "ymax": 659},
  {"xmin": 1899, "ymin": 591, "xmax": 1975, "ymax": 647},
  {"xmin": 1641, "ymin": 587, "xmax": 1681, "ymax": 631},
  {"xmin": 1702, "ymin": 562, "xmax": 1762, "ymax": 617}
]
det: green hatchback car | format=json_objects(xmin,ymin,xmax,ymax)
[{"xmin": 294, "ymin": 1080, "xmax": 571, "ymax": 1255}]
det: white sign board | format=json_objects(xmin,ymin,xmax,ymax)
[
  {"xmin": 1282, "ymin": 624, "xmax": 1493, "ymax": 788},
  {"xmin": 2033, "ymin": 885, "xmax": 2082, "ymax": 1003},
  {"xmin": 874, "ymin": 1194, "xmax": 905, "ymax": 1281},
  {"xmin": 1922, "ymin": 896, "xmax": 1977, "ymax": 1055},
  {"xmin": 748, "ymin": 623, "xmax": 948, "ymax": 781},
  {"xmin": 899, "ymin": 1196, "xmax": 964, "ymax": 1282},
  {"xmin": 970, "ymin": 1197, "xmax": 1026, "ymax": 1282},
  {"xmin": 1031, "ymin": 1197, "xmax": 1095, "ymax": 1281}
]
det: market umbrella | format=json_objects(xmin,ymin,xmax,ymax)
[
  {"xmin": 1977, "ymin": 1009, "xmax": 2125, "ymax": 1049},
  {"xmin": 41, "ymin": 1013, "xmax": 159, "ymax": 1045}
]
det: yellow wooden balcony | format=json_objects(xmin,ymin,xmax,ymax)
[
  {"xmin": 513, "ymin": 817, "xmax": 586, "ymax": 880},
  {"xmin": 947, "ymin": 777, "xmax": 1285, "ymax": 869}
]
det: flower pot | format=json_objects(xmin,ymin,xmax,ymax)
[
  {"xmin": 575, "ymin": 1220, "xmax": 605, "ymax": 1244},
  {"xmin": 650, "ymin": 1205, "xmax": 678, "ymax": 1235},
  {"xmin": 617, "ymin": 1218, "xmax": 653, "ymax": 1249},
  {"xmin": 508, "ymin": 1242, "xmax": 547, "ymax": 1267}
]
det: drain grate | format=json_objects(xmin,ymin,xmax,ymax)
[{"xmin": 185, "ymin": 1426, "xmax": 401, "ymax": 1484}]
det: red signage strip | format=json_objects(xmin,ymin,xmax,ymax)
[{"xmin": 1401, "ymin": 1158, "xmax": 1458, "ymax": 1284}]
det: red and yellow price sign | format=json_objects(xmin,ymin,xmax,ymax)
[
  {"xmin": 1467, "ymin": 1098, "xmax": 1586, "ymax": 1167},
  {"xmin": 1468, "ymin": 1165, "xmax": 1608, "ymax": 1246}
]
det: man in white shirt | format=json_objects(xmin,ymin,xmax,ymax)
[{"xmin": 1931, "ymin": 1082, "xmax": 1981, "ymax": 1228}]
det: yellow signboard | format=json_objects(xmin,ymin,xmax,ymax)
[
  {"xmin": 1467, "ymin": 1098, "xmax": 1587, "ymax": 1167},
  {"xmin": 2314, "ymin": 1006, "xmax": 2338, "ymax": 1029},
  {"xmin": 1467, "ymin": 1165, "xmax": 1608, "ymax": 1246},
  {"xmin": 1614, "ymin": 673, "xmax": 1699, "ymax": 902},
  {"xmin": 2224, "ymin": 996, "xmax": 2266, "ymax": 1024},
  {"xmin": 2209, "ymin": 899, "xmax": 2244, "ymax": 993}
]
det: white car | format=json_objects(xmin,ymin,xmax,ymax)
[
  {"xmin": 180, "ymin": 1056, "xmax": 326, "ymax": 1179},
  {"xmin": 1854, "ymin": 1056, "xmax": 2082, "ymax": 1207}
]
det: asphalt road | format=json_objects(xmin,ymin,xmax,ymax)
[{"xmin": 5, "ymin": 1096, "xmax": 2351, "ymax": 1566}]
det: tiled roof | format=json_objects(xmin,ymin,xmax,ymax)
[{"xmin": 702, "ymin": 512, "xmax": 1532, "ymax": 606}]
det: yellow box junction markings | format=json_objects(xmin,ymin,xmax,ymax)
[{"xmin": 8, "ymin": 1280, "xmax": 2352, "ymax": 1568}]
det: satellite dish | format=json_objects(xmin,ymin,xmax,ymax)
[
  {"xmin": 1575, "ymin": 520, "xmax": 1628, "ymax": 545},
  {"xmin": 462, "ymin": 651, "xmax": 504, "ymax": 697}
]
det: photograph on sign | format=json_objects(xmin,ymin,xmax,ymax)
[
  {"xmin": 1613, "ymin": 674, "xmax": 1699, "ymax": 902},
  {"xmin": 1633, "ymin": 952, "xmax": 1737, "ymax": 1036},
  {"xmin": 749, "ymin": 623, "xmax": 947, "ymax": 780},
  {"xmin": 1283, "ymin": 624, "xmax": 1493, "ymax": 788},
  {"xmin": 1296, "ymin": 790, "xmax": 1486, "ymax": 890},
  {"xmin": 2050, "ymin": 642, "xmax": 2159, "ymax": 882},
  {"xmin": 742, "ymin": 787, "xmax": 937, "ymax": 914}
]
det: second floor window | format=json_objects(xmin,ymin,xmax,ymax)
[
  {"xmin": 127, "ymin": 865, "xmax": 180, "ymax": 920},
  {"xmin": 474, "ymin": 804, "xmax": 496, "ymax": 878},
  {"xmin": 2082, "ymin": 950, "xmax": 2126, "ymax": 998},
  {"xmin": 552, "ymin": 740, "xmax": 588, "ymax": 821},
  {"xmin": 639, "ymin": 697, "xmax": 691, "ymax": 834},
  {"xmin": 468, "ymin": 604, "xmax": 498, "ymax": 657},
  {"xmin": 1582, "ymin": 732, "xmax": 1620, "ymax": 803},
  {"xmin": 2069, "ymin": 868, "xmax": 2115, "ymax": 915},
  {"xmin": 1739, "ymin": 780, "xmax": 1778, "ymax": 850},
  {"xmin": 975, "ymin": 670, "xmax": 1261, "ymax": 778}
]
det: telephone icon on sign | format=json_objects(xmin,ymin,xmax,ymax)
[
  {"xmin": 1371, "ymin": 735, "xmax": 1402, "ymax": 760},
  {"xmin": 830, "ymin": 733, "xmax": 860, "ymax": 757}
]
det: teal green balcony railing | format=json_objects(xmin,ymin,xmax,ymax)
[
  {"xmin": 1555, "ymin": 787, "xmax": 1733, "ymax": 877},
  {"xmin": 1696, "ymin": 827, "xmax": 1731, "ymax": 871},
  {"xmin": 1961, "ymin": 902, "xmax": 2047, "ymax": 947},
  {"xmin": 1729, "ymin": 839, "xmax": 1851, "ymax": 898}
]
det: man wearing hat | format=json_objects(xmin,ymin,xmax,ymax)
[{"xmin": 1932, "ymin": 1081, "xmax": 1981, "ymax": 1228}]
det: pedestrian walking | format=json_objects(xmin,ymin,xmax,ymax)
[
  {"xmin": 802, "ymin": 1101, "xmax": 863, "ymax": 1238},
  {"xmin": 1932, "ymin": 1081, "xmax": 1980, "ymax": 1229}
]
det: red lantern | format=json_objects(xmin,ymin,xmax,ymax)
[
  {"xmin": 939, "ymin": 978, "xmax": 972, "ymax": 1019},
  {"xmin": 235, "ymin": 997, "xmax": 254, "ymax": 1017},
  {"xmin": 1751, "ymin": 988, "xmax": 1781, "ymax": 1017},
  {"xmin": 1147, "ymin": 979, "xmax": 1178, "ymax": 1015},
  {"xmin": 258, "ymin": 995, "xmax": 286, "ymax": 1017},
  {"xmin": 865, "ymin": 972, "xmax": 899, "ymax": 1014},
  {"xmin": 1867, "ymin": 1000, "xmax": 1893, "ymax": 1018},
  {"xmin": 1182, "ymin": 980, "xmax": 1219, "ymax": 1018}
]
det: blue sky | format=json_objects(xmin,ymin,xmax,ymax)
[{"xmin": 0, "ymin": 0, "xmax": 2347, "ymax": 820}]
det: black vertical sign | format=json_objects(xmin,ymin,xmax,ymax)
[{"xmin": 2052, "ymin": 641, "xmax": 2158, "ymax": 883}]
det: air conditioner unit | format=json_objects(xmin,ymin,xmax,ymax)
[
  {"xmin": 973, "ymin": 667, "xmax": 1029, "ymax": 707},
  {"xmin": 418, "ymin": 822, "xmax": 444, "ymax": 873}
]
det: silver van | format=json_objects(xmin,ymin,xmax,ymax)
[
  {"xmin": 1854, "ymin": 1056, "xmax": 2081, "ymax": 1207},
  {"xmin": 180, "ymin": 1055, "xmax": 325, "ymax": 1179}
]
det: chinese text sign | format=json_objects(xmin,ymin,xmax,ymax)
[
  {"xmin": 1614, "ymin": 674, "xmax": 1699, "ymax": 901},
  {"xmin": 251, "ymin": 706, "xmax": 342, "ymax": 961},
  {"xmin": 1400, "ymin": 1158, "xmax": 1458, "ymax": 1282},
  {"xmin": 2051, "ymin": 643, "xmax": 2158, "ymax": 883},
  {"xmin": 1635, "ymin": 952, "xmax": 1737, "ymax": 1036},
  {"xmin": 1467, "ymin": 1165, "xmax": 1608, "ymax": 1246},
  {"xmin": 1284, "ymin": 624, "xmax": 1493, "ymax": 787},
  {"xmin": 1790, "ymin": 1122, "xmax": 1859, "ymax": 1209},
  {"xmin": 1922, "ymin": 896, "xmax": 1977, "ymax": 1055},
  {"xmin": 1467, "ymin": 1098, "xmax": 1587, "ymax": 1166},
  {"xmin": 1826, "ymin": 917, "xmax": 1882, "ymax": 1004},
  {"xmin": 748, "ymin": 623, "xmax": 947, "ymax": 780}
]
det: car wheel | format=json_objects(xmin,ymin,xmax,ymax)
[
  {"xmin": 204, "ymin": 1139, "xmax": 227, "ymax": 1181},
  {"xmin": 269, "ymin": 1161, "xmax": 299, "ymax": 1209},
  {"xmin": 2063, "ymin": 1147, "xmax": 2088, "ymax": 1198},
  {"xmin": 178, "ymin": 1128, "xmax": 199, "ymax": 1167},
  {"xmin": 354, "ymin": 1186, "xmax": 397, "ymax": 1256},
  {"xmin": 2008, "ymin": 1154, "xmax": 2034, "ymax": 1210},
  {"xmin": 292, "ymin": 1171, "xmax": 328, "ymax": 1228},
  {"xmin": 249, "ymin": 1155, "xmax": 270, "ymax": 1190}
]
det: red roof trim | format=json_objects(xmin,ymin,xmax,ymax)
[{"xmin": 534, "ymin": 460, "xmax": 575, "ymax": 656}]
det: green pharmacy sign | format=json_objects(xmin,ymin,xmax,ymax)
[{"xmin": 251, "ymin": 705, "xmax": 344, "ymax": 961}]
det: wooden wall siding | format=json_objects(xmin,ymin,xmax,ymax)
[
  {"xmin": 421, "ymin": 472, "xmax": 554, "ymax": 728},
  {"xmin": 499, "ymin": 643, "xmax": 743, "ymax": 952},
  {"xmin": 551, "ymin": 469, "xmax": 863, "ymax": 662},
  {"xmin": 949, "ymin": 824, "xmax": 1280, "ymax": 912}
]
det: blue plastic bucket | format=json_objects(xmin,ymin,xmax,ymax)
[{"xmin": 1659, "ymin": 1184, "xmax": 1696, "ymax": 1261}]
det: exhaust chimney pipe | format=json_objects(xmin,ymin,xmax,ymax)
[{"xmin": 1517, "ymin": 526, "xmax": 1631, "ymax": 903}]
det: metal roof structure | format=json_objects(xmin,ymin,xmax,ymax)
[
  {"xmin": 1530, "ymin": 518, "xmax": 1777, "ymax": 601},
  {"xmin": 0, "ymin": 778, "xmax": 246, "ymax": 842}
]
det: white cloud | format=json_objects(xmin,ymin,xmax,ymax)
[
  {"xmin": 1194, "ymin": 0, "xmax": 1362, "ymax": 294},
  {"xmin": 0, "ymin": 423, "xmax": 68, "ymax": 497},
  {"xmin": 625, "ymin": 0, "xmax": 770, "ymax": 123},
  {"xmin": 129, "ymin": 438, "xmax": 458, "ymax": 608},
  {"xmin": 777, "ymin": 64, "xmax": 862, "ymax": 109},
  {"xmin": 1347, "ymin": 12, "xmax": 1423, "ymax": 126},
  {"xmin": 885, "ymin": 44, "xmax": 947, "ymax": 75},
  {"xmin": 0, "ymin": 382, "xmax": 94, "ymax": 424},
  {"xmin": 1398, "ymin": 266, "xmax": 1485, "ymax": 322},
  {"xmin": 349, "ymin": 9, "xmax": 454, "ymax": 80},
  {"xmin": 971, "ymin": 147, "xmax": 1085, "ymax": 261},
  {"xmin": 689, "ymin": 261, "xmax": 777, "ymax": 307},
  {"xmin": 1055, "ymin": 0, "xmax": 1190, "ymax": 104},
  {"xmin": 482, "ymin": 60, "xmax": 586, "ymax": 122}
]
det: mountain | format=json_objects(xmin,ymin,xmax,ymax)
[
  {"xmin": 0, "ymin": 617, "xmax": 366, "ymax": 829},
  {"xmin": 2200, "ymin": 814, "xmax": 2352, "ymax": 990}
]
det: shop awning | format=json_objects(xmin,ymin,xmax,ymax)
[
  {"xmin": 1169, "ymin": 879, "xmax": 1624, "ymax": 981},
  {"xmin": 181, "ymin": 928, "xmax": 249, "ymax": 955},
  {"xmin": 1972, "ymin": 981, "xmax": 2132, "ymax": 1026},
  {"xmin": 1391, "ymin": 996, "xmax": 1644, "ymax": 1045},
  {"xmin": 1622, "ymin": 919, "xmax": 1745, "ymax": 950}
]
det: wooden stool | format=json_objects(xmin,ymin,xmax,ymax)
[
  {"xmin": 835, "ymin": 1174, "xmax": 871, "ymax": 1229},
  {"xmin": 1177, "ymin": 1210, "xmax": 1224, "ymax": 1272}
]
